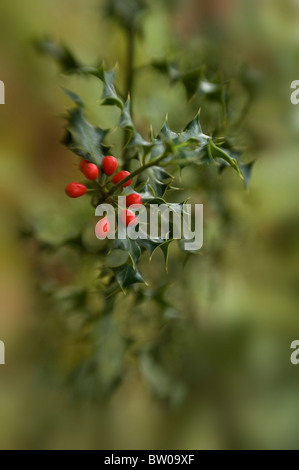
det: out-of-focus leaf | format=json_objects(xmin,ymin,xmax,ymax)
[
  {"xmin": 140, "ymin": 353, "xmax": 186, "ymax": 405},
  {"xmin": 150, "ymin": 59, "xmax": 180, "ymax": 84},
  {"xmin": 106, "ymin": 249, "xmax": 129, "ymax": 268},
  {"xmin": 114, "ymin": 236, "xmax": 141, "ymax": 268},
  {"xmin": 63, "ymin": 88, "xmax": 84, "ymax": 107},
  {"xmin": 239, "ymin": 161, "xmax": 255, "ymax": 189},
  {"xmin": 105, "ymin": 0, "xmax": 148, "ymax": 32},
  {"xmin": 159, "ymin": 239, "xmax": 175, "ymax": 270},
  {"xmin": 182, "ymin": 69, "xmax": 203, "ymax": 100},
  {"xmin": 114, "ymin": 264, "xmax": 146, "ymax": 289},
  {"xmin": 35, "ymin": 38, "xmax": 82, "ymax": 73}
]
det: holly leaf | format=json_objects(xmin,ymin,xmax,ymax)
[
  {"xmin": 208, "ymin": 139, "xmax": 243, "ymax": 179},
  {"xmin": 114, "ymin": 236, "xmax": 141, "ymax": 269},
  {"xmin": 35, "ymin": 38, "xmax": 82, "ymax": 73},
  {"xmin": 63, "ymin": 88, "xmax": 84, "ymax": 107},
  {"xmin": 105, "ymin": 249, "xmax": 129, "ymax": 268},
  {"xmin": 180, "ymin": 113, "xmax": 210, "ymax": 146},
  {"xmin": 136, "ymin": 236, "xmax": 167, "ymax": 257},
  {"xmin": 181, "ymin": 69, "xmax": 203, "ymax": 100},
  {"xmin": 105, "ymin": 0, "xmax": 148, "ymax": 33},
  {"xmin": 159, "ymin": 239, "xmax": 175, "ymax": 270},
  {"xmin": 63, "ymin": 102, "xmax": 109, "ymax": 165},
  {"xmin": 159, "ymin": 120, "xmax": 179, "ymax": 142},
  {"xmin": 119, "ymin": 98, "xmax": 134, "ymax": 129},
  {"xmin": 150, "ymin": 59, "xmax": 180, "ymax": 84},
  {"xmin": 146, "ymin": 166, "xmax": 173, "ymax": 198},
  {"xmin": 127, "ymin": 129, "xmax": 153, "ymax": 149},
  {"xmin": 96, "ymin": 66, "xmax": 124, "ymax": 110},
  {"xmin": 114, "ymin": 264, "xmax": 146, "ymax": 290}
]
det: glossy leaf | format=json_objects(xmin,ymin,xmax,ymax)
[
  {"xmin": 114, "ymin": 264, "xmax": 146, "ymax": 289},
  {"xmin": 63, "ymin": 103, "xmax": 109, "ymax": 165}
]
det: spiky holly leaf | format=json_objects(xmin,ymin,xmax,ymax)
[
  {"xmin": 159, "ymin": 120, "xmax": 179, "ymax": 142},
  {"xmin": 146, "ymin": 166, "xmax": 173, "ymax": 198},
  {"xmin": 180, "ymin": 114, "xmax": 210, "ymax": 146},
  {"xmin": 95, "ymin": 66, "xmax": 124, "ymax": 110},
  {"xmin": 136, "ymin": 235, "xmax": 167, "ymax": 257},
  {"xmin": 35, "ymin": 38, "xmax": 82, "ymax": 73},
  {"xmin": 181, "ymin": 69, "xmax": 203, "ymax": 100},
  {"xmin": 62, "ymin": 93, "xmax": 109, "ymax": 165},
  {"xmin": 159, "ymin": 239, "xmax": 175, "ymax": 270},
  {"xmin": 114, "ymin": 264, "xmax": 146, "ymax": 290},
  {"xmin": 105, "ymin": 0, "xmax": 148, "ymax": 33},
  {"xmin": 150, "ymin": 59, "xmax": 180, "ymax": 84},
  {"xmin": 114, "ymin": 236, "xmax": 141, "ymax": 269},
  {"xmin": 208, "ymin": 139, "xmax": 243, "ymax": 179},
  {"xmin": 119, "ymin": 98, "xmax": 134, "ymax": 130}
]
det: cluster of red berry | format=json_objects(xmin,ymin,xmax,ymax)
[{"xmin": 65, "ymin": 156, "xmax": 142, "ymax": 238}]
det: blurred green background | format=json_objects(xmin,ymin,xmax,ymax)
[{"xmin": 0, "ymin": 0, "xmax": 299, "ymax": 450}]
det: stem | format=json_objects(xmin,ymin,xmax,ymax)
[{"xmin": 122, "ymin": 27, "xmax": 136, "ymax": 169}]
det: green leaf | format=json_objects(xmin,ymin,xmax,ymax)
[
  {"xmin": 63, "ymin": 106, "xmax": 109, "ymax": 165},
  {"xmin": 105, "ymin": 0, "xmax": 148, "ymax": 32},
  {"xmin": 106, "ymin": 249, "xmax": 129, "ymax": 268},
  {"xmin": 114, "ymin": 236, "xmax": 141, "ymax": 268},
  {"xmin": 119, "ymin": 98, "xmax": 134, "ymax": 129},
  {"xmin": 208, "ymin": 139, "xmax": 243, "ymax": 179},
  {"xmin": 159, "ymin": 120, "xmax": 179, "ymax": 142},
  {"xmin": 97, "ymin": 66, "xmax": 124, "ymax": 110},
  {"xmin": 159, "ymin": 239, "xmax": 174, "ymax": 270},
  {"xmin": 35, "ymin": 38, "xmax": 81, "ymax": 73},
  {"xmin": 114, "ymin": 264, "xmax": 146, "ymax": 290},
  {"xmin": 146, "ymin": 166, "xmax": 173, "ymax": 198},
  {"xmin": 127, "ymin": 129, "xmax": 153, "ymax": 149},
  {"xmin": 63, "ymin": 88, "xmax": 83, "ymax": 107},
  {"xmin": 181, "ymin": 69, "xmax": 203, "ymax": 100},
  {"xmin": 136, "ymin": 236, "xmax": 166, "ymax": 257},
  {"xmin": 181, "ymin": 113, "xmax": 210, "ymax": 146}
]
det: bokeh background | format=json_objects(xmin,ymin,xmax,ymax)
[{"xmin": 0, "ymin": 0, "xmax": 299, "ymax": 450}]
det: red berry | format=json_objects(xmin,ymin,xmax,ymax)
[
  {"xmin": 65, "ymin": 183, "xmax": 87, "ymax": 198},
  {"xmin": 126, "ymin": 193, "xmax": 142, "ymax": 208},
  {"xmin": 95, "ymin": 217, "xmax": 110, "ymax": 239},
  {"xmin": 79, "ymin": 159, "xmax": 89, "ymax": 172},
  {"xmin": 83, "ymin": 163, "xmax": 99, "ymax": 181},
  {"xmin": 112, "ymin": 171, "xmax": 132, "ymax": 187},
  {"xmin": 121, "ymin": 209, "xmax": 137, "ymax": 227},
  {"xmin": 102, "ymin": 156, "xmax": 118, "ymax": 176}
]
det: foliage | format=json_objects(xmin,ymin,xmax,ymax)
[{"xmin": 30, "ymin": 0, "xmax": 257, "ymax": 401}]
